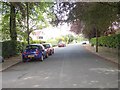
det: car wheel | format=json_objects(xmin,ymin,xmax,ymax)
[
  {"xmin": 52, "ymin": 51, "xmax": 54, "ymax": 54},
  {"xmin": 40, "ymin": 55, "xmax": 44, "ymax": 61},
  {"xmin": 50, "ymin": 51, "xmax": 52, "ymax": 55},
  {"xmin": 22, "ymin": 59, "xmax": 26, "ymax": 62},
  {"xmin": 46, "ymin": 53, "xmax": 49, "ymax": 58}
]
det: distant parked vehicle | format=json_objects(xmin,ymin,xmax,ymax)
[
  {"xmin": 42, "ymin": 43, "xmax": 54, "ymax": 55},
  {"xmin": 22, "ymin": 44, "xmax": 48, "ymax": 62},
  {"xmin": 81, "ymin": 41, "xmax": 89, "ymax": 45},
  {"xmin": 58, "ymin": 42, "xmax": 66, "ymax": 47}
]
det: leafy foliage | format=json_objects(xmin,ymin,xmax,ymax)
[
  {"xmin": 1, "ymin": 2, "xmax": 56, "ymax": 58},
  {"xmin": 53, "ymin": 2, "xmax": 119, "ymax": 39},
  {"xmin": 1, "ymin": 2, "xmax": 55, "ymax": 42},
  {"xmin": 81, "ymin": 3, "xmax": 118, "ymax": 37},
  {"xmin": 1, "ymin": 40, "xmax": 27, "ymax": 58},
  {"xmin": 90, "ymin": 34, "xmax": 120, "ymax": 48},
  {"xmin": 70, "ymin": 20, "xmax": 83, "ymax": 35},
  {"xmin": 31, "ymin": 40, "xmax": 46, "ymax": 44},
  {"xmin": 0, "ymin": 2, "xmax": 10, "ymax": 41}
]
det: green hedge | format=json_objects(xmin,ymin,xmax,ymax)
[
  {"xmin": 16, "ymin": 41, "xmax": 27, "ymax": 53},
  {"xmin": 1, "ymin": 40, "xmax": 27, "ymax": 58},
  {"xmin": 31, "ymin": 40, "xmax": 46, "ymax": 44},
  {"xmin": 90, "ymin": 34, "xmax": 120, "ymax": 48}
]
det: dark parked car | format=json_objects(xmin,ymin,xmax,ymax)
[
  {"xmin": 42, "ymin": 43, "xmax": 54, "ymax": 55},
  {"xmin": 22, "ymin": 44, "xmax": 48, "ymax": 62}
]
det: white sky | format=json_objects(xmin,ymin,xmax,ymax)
[
  {"xmin": 30, "ymin": 23, "xmax": 75, "ymax": 40},
  {"xmin": 42, "ymin": 23, "xmax": 73, "ymax": 38}
]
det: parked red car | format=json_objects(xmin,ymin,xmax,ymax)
[
  {"xmin": 58, "ymin": 42, "xmax": 66, "ymax": 47},
  {"xmin": 42, "ymin": 43, "xmax": 54, "ymax": 55}
]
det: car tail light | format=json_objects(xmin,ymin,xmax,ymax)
[
  {"xmin": 36, "ymin": 50, "xmax": 39, "ymax": 54},
  {"xmin": 23, "ymin": 52, "xmax": 27, "ymax": 54}
]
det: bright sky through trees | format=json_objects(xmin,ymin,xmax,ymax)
[{"xmin": 30, "ymin": 23, "xmax": 75, "ymax": 40}]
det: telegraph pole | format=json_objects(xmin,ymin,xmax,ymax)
[{"xmin": 96, "ymin": 27, "xmax": 98, "ymax": 52}]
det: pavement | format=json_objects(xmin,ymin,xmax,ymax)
[
  {"xmin": 0, "ymin": 44, "xmax": 119, "ymax": 72},
  {"xmin": 2, "ymin": 44, "xmax": 118, "ymax": 88},
  {"xmin": 83, "ymin": 44, "xmax": 119, "ymax": 64},
  {"xmin": 0, "ymin": 55, "xmax": 22, "ymax": 71}
]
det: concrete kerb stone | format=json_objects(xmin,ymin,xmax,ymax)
[{"xmin": 1, "ymin": 61, "xmax": 22, "ymax": 72}]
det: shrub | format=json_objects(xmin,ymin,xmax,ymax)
[
  {"xmin": 16, "ymin": 41, "xmax": 27, "ymax": 53},
  {"xmin": 31, "ymin": 40, "xmax": 46, "ymax": 44},
  {"xmin": 46, "ymin": 39, "xmax": 58, "ymax": 46},
  {"xmin": 90, "ymin": 34, "xmax": 120, "ymax": 48},
  {"xmin": 90, "ymin": 38, "xmax": 96, "ymax": 46},
  {"xmin": 1, "ymin": 40, "xmax": 27, "ymax": 58},
  {"xmin": 2, "ymin": 40, "xmax": 16, "ymax": 58}
]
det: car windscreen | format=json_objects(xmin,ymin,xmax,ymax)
[{"xmin": 58, "ymin": 42, "xmax": 64, "ymax": 44}]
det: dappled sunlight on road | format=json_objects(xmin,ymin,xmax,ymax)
[
  {"xmin": 22, "ymin": 76, "xmax": 50, "ymax": 81},
  {"xmin": 33, "ymin": 84, "xmax": 40, "ymax": 87},
  {"xmin": 89, "ymin": 68, "xmax": 119, "ymax": 74},
  {"xmin": 88, "ymin": 67, "xmax": 119, "ymax": 88},
  {"xmin": 23, "ymin": 76, "xmax": 32, "ymax": 80}
]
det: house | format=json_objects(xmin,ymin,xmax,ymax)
[{"xmin": 30, "ymin": 30, "xmax": 46, "ymax": 41}]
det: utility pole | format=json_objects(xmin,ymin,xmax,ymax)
[
  {"xmin": 96, "ymin": 27, "xmax": 98, "ymax": 52},
  {"xmin": 26, "ymin": 2, "xmax": 29, "ymax": 45}
]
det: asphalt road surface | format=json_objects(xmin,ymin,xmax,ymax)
[{"xmin": 2, "ymin": 44, "xmax": 119, "ymax": 88}]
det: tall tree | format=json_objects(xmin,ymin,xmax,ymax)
[
  {"xmin": 26, "ymin": 2, "xmax": 29, "ymax": 44},
  {"xmin": 10, "ymin": 3, "xmax": 17, "ymax": 41},
  {"xmin": 73, "ymin": 3, "xmax": 119, "ymax": 37},
  {"xmin": 1, "ymin": 2, "xmax": 55, "ymax": 42},
  {"xmin": 52, "ymin": 2, "xmax": 119, "ymax": 39}
]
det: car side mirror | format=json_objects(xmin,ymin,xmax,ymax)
[{"xmin": 42, "ymin": 49, "xmax": 44, "ymax": 52}]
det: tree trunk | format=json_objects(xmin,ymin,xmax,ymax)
[
  {"xmin": 26, "ymin": 2, "xmax": 30, "ymax": 45},
  {"xmin": 10, "ymin": 3, "xmax": 17, "ymax": 55},
  {"xmin": 10, "ymin": 3, "xmax": 17, "ymax": 41}
]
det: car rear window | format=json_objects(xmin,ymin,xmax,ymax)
[
  {"xmin": 26, "ymin": 45, "xmax": 40, "ymax": 50},
  {"xmin": 43, "ymin": 44, "xmax": 50, "ymax": 48}
]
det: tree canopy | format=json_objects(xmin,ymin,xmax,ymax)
[
  {"xmin": 53, "ymin": 2, "xmax": 120, "ymax": 39},
  {"xmin": 1, "ymin": 1, "xmax": 120, "ymax": 42},
  {"xmin": 1, "ymin": 1, "xmax": 55, "ymax": 42}
]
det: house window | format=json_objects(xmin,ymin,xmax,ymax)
[{"xmin": 39, "ymin": 36, "xmax": 43, "ymax": 39}]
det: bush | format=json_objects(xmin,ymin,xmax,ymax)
[
  {"xmin": 90, "ymin": 34, "xmax": 120, "ymax": 48},
  {"xmin": 31, "ymin": 40, "xmax": 46, "ymax": 44},
  {"xmin": 2, "ymin": 40, "xmax": 16, "ymax": 58},
  {"xmin": 1, "ymin": 40, "xmax": 27, "ymax": 58},
  {"xmin": 46, "ymin": 39, "xmax": 58, "ymax": 46},
  {"xmin": 16, "ymin": 41, "xmax": 27, "ymax": 53}
]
